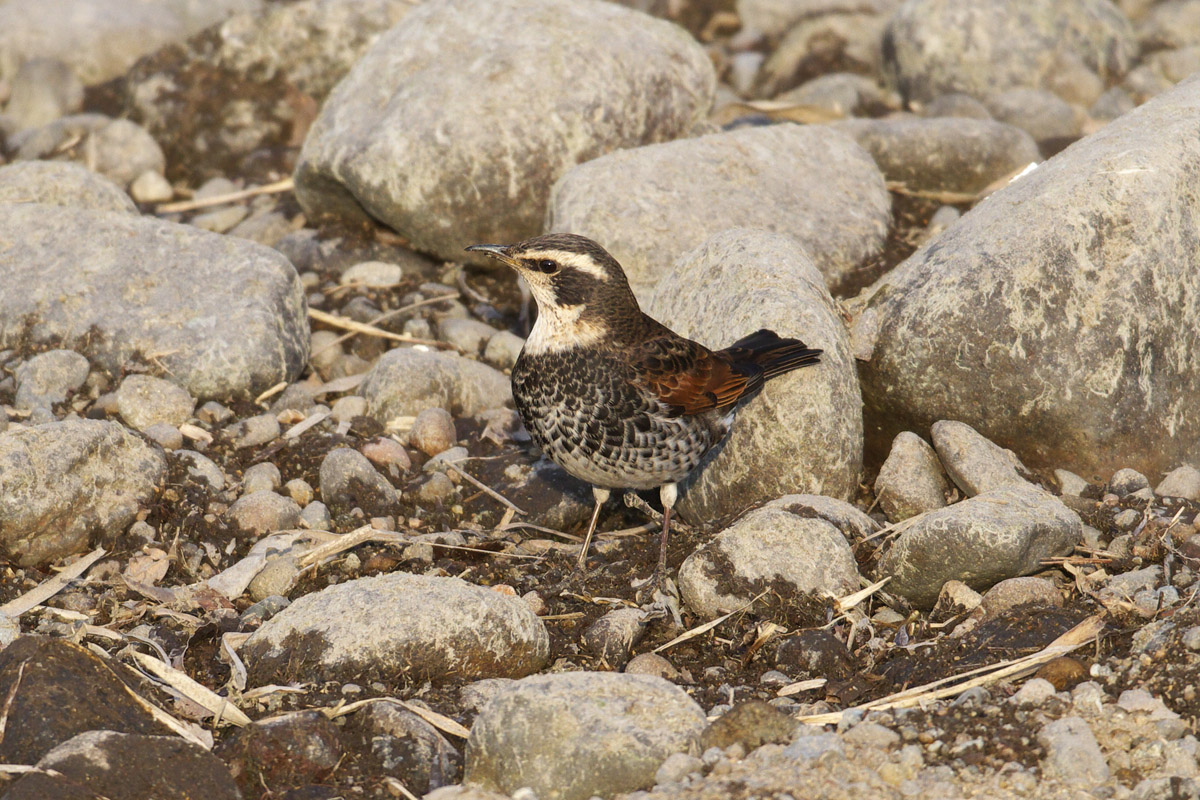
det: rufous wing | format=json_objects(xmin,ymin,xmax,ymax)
[{"xmin": 631, "ymin": 335, "xmax": 760, "ymax": 416}]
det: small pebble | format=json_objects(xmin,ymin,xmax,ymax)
[
  {"xmin": 300, "ymin": 501, "xmax": 332, "ymax": 531},
  {"xmin": 129, "ymin": 169, "xmax": 173, "ymax": 203},
  {"xmin": 243, "ymin": 462, "xmax": 282, "ymax": 494},
  {"xmin": 248, "ymin": 555, "xmax": 299, "ymax": 601},
  {"xmin": 1156, "ymin": 465, "xmax": 1200, "ymax": 500},
  {"xmin": 409, "ymin": 407, "xmax": 457, "ymax": 456},
  {"xmin": 284, "ymin": 478, "xmax": 314, "ymax": 506},
  {"xmin": 197, "ymin": 401, "xmax": 233, "ymax": 424},
  {"xmin": 1109, "ymin": 467, "xmax": 1150, "ymax": 496},
  {"xmin": 484, "ymin": 330, "xmax": 525, "ymax": 369},
  {"xmin": 116, "ymin": 374, "xmax": 195, "ymax": 432},
  {"xmin": 1036, "ymin": 657, "xmax": 1088, "ymax": 691},
  {"xmin": 1112, "ymin": 508, "xmax": 1142, "ymax": 530},
  {"xmin": 228, "ymin": 413, "xmax": 281, "ymax": 449},
  {"xmin": 418, "ymin": 473, "xmax": 456, "ymax": 503},
  {"xmin": 424, "ymin": 446, "xmax": 468, "ymax": 473},
  {"xmin": 361, "ymin": 437, "xmax": 412, "ymax": 471},
  {"xmin": 340, "ymin": 260, "xmax": 402, "ymax": 287},
  {"xmin": 625, "ymin": 653, "xmax": 679, "ymax": 680},
  {"xmin": 1012, "ymin": 678, "xmax": 1057, "ymax": 706},
  {"xmin": 142, "ymin": 422, "xmax": 183, "ymax": 450},
  {"xmin": 191, "ymin": 205, "xmax": 249, "ymax": 233},
  {"xmin": 330, "ymin": 395, "xmax": 367, "ymax": 422}
]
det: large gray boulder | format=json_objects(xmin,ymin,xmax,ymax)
[
  {"xmin": 878, "ymin": 484, "xmax": 1082, "ymax": 608},
  {"xmin": 550, "ymin": 124, "xmax": 890, "ymax": 298},
  {"xmin": 0, "ymin": 420, "xmax": 166, "ymax": 566},
  {"xmin": 831, "ymin": 116, "xmax": 1040, "ymax": 196},
  {"xmin": 678, "ymin": 495, "xmax": 868, "ymax": 618},
  {"xmin": 0, "ymin": 203, "xmax": 308, "ymax": 400},
  {"xmin": 243, "ymin": 573, "xmax": 549, "ymax": 684},
  {"xmin": 0, "ymin": 160, "xmax": 135, "ymax": 214},
  {"xmin": 294, "ymin": 0, "xmax": 714, "ymax": 264},
  {"xmin": 465, "ymin": 672, "xmax": 706, "ymax": 800},
  {"xmin": 0, "ymin": 0, "xmax": 259, "ymax": 85},
  {"xmin": 854, "ymin": 75, "xmax": 1200, "ymax": 481},
  {"xmin": 647, "ymin": 229, "xmax": 863, "ymax": 522},
  {"xmin": 882, "ymin": 0, "xmax": 1136, "ymax": 106}
]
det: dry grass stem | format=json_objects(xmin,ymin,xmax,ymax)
[
  {"xmin": 308, "ymin": 307, "xmax": 455, "ymax": 350},
  {"xmin": 0, "ymin": 548, "xmax": 106, "ymax": 618},
  {"xmin": 131, "ymin": 651, "xmax": 252, "ymax": 727},
  {"xmin": 653, "ymin": 591, "xmax": 768, "ymax": 654},
  {"xmin": 796, "ymin": 614, "xmax": 1105, "ymax": 725},
  {"xmin": 156, "ymin": 177, "xmax": 294, "ymax": 213},
  {"xmin": 836, "ymin": 577, "xmax": 892, "ymax": 613}
]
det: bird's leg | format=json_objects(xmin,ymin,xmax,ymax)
[
  {"xmin": 575, "ymin": 486, "xmax": 611, "ymax": 569},
  {"xmin": 654, "ymin": 483, "xmax": 678, "ymax": 590}
]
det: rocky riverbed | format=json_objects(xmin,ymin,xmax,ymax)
[{"xmin": 1, "ymin": 0, "xmax": 1200, "ymax": 798}]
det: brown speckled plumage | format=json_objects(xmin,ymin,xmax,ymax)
[{"xmin": 466, "ymin": 234, "xmax": 822, "ymax": 585}]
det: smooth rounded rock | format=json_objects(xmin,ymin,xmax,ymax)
[
  {"xmin": 831, "ymin": 116, "xmax": 1040, "ymax": 196},
  {"xmin": 12, "ymin": 349, "xmax": 90, "ymax": 412},
  {"xmin": 483, "ymin": 330, "xmax": 524, "ymax": 370},
  {"xmin": 4, "ymin": 57, "xmax": 83, "ymax": 130},
  {"xmin": 0, "ymin": 419, "xmax": 165, "ymax": 566},
  {"xmin": 294, "ymin": 0, "xmax": 714, "ymax": 263},
  {"xmin": 340, "ymin": 260, "xmax": 402, "ymax": 287},
  {"xmin": 0, "ymin": 160, "xmax": 136, "ymax": 214},
  {"xmin": 882, "ymin": 0, "xmax": 1136, "ymax": 105},
  {"xmin": 878, "ymin": 484, "xmax": 1082, "ymax": 608},
  {"xmin": 0, "ymin": 0, "xmax": 257, "ymax": 86},
  {"xmin": 243, "ymin": 573, "xmax": 549, "ymax": 684},
  {"xmin": 464, "ymin": 671, "xmax": 706, "ymax": 800},
  {"xmin": 982, "ymin": 87, "xmax": 1083, "ymax": 152},
  {"xmin": 581, "ymin": 607, "xmax": 647, "ymax": 668},
  {"xmin": 979, "ymin": 577, "xmax": 1064, "ymax": 618},
  {"xmin": 1156, "ymin": 465, "xmax": 1200, "ymax": 500},
  {"xmin": 438, "ymin": 318, "xmax": 499, "ymax": 356},
  {"xmin": 15, "ymin": 114, "xmax": 165, "ymax": 188},
  {"xmin": 115, "ymin": 374, "xmax": 195, "ymax": 432},
  {"xmin": 409, "ymin": 407, "xmax": 457, "ymax": 457},
  {"xmin": 362, "ymin": 348, "xmax": 512, "ymax": 422},
  {"xmin": 318, "ymin": 446, "xmax": 399, "ymax": 513},
  {"xmin": 931, "ymin": 420, "xmax": 1036, "ymax": 496},
  {"xmin": 855, "ymin": 55, "xmax": 1200, "ymax": 485},
  {"xmin": 0, "ymin": 203, "xmax": 308, "ymax": 400},
  {"xmin": 679, "ymin": 496, "xmax": 865, "ymax": 618},
  {"xmin": 874, "ymin": 431, "xmax": 952, "ymax": 522},
  {"xmin": 647, "ymin": 229, "xmax": 863, "ymax": 519},
  {"xmin": 551, "ymin": 124, "xmax": 889, "ymax": 296},
  {"xmin": 226, "ymin": 491, "xmax": 302, "ymax": 536}
]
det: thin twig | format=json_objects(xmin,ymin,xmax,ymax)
[
  {"xmin": 653, "ymin": 591, "xmax": 768, "ymax": 653},
  {"xmin": 796, "ymin": 614, "xmax": 1105, "ymax": 724},
  {"xmin": 157, "ymin": 177, "xmax": 294, "ymax": 213},
  {"xmin": 447, "ymin": 465, "xmax": 526, "ymax": 515},
  {"xmin": 308, "ymin": 308, "xmax": 455, "ymax": 350},
  {"xmin": 310, "ymin": 294, "xmax": 459, "ymax": 358}
]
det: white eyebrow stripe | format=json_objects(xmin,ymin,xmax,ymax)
[{"xmin": 520, "ymin": 250, "xmax": 612, "ymax": 282}]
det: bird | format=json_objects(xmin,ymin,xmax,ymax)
[{"xmin": 465, "ymin": 233, "xmax": 822, "ymax": 587}]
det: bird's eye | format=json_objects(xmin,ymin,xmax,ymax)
[{"xmin": 536, "ymin": 259, "xmax": 558, "ymax": 274}]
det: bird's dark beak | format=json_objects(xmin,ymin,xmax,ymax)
[{"xmin": 465, "ymin": 243, "xmax": 519, "ymax": 268}]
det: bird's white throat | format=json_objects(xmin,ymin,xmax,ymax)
[{"xmin": 524, "ymin": 302, "xmax": 607, "ymax": 355}]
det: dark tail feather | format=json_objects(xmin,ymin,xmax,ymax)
[{"xmin": 722, "ymin": 328, "xmax": 822, "ymax": 381}]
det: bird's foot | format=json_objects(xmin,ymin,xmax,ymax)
[
  {"xmin": 548, "ymin": 564, "xmax": 592, "ymax": 597},
  {"xmin": 634, "ymin": 575, "xmax": 683, "ymax": 627},
  {"xmin": 623, "ymin": 493, "xmax": 693, "ymax": 533}
]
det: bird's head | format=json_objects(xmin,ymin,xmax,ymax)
[{"xmin": 466, "ymin": 234, "xmax": 641, "ymax": 352}]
